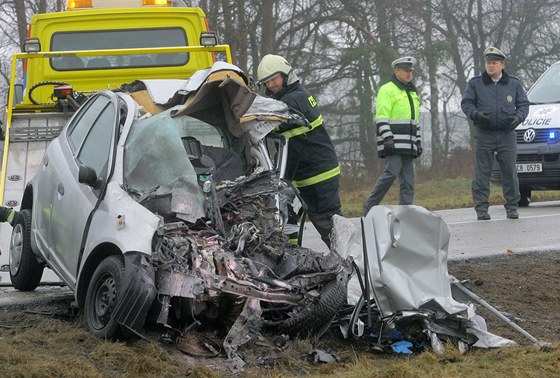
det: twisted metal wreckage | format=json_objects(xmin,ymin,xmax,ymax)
[
  {"xmin": 118, "ymin": 63, "xmax": 538, "ymax": 367},
  {"xmin": 31, "ymin": 63, "xmax": 544, "ymax": 370},
  {"xmin": 107, "ymin": 63, "xmax": 354, "ymax": 369}
]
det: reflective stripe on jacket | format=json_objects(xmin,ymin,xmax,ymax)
[
  {"xmin": 375, "ymin": 76, "xmax": 421, "ymax": 158},
  {"xmin": 267, "ymin": 81, "xmax": 340, "ymax": 188}
]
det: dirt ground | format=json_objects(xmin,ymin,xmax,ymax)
[
  {"xmin": 447, "ymin": 250, "xmax": 560, "ymax": 343},
  {"xmin": 0, "ymin": 251, "xmax": 558, "ymax": 376}
]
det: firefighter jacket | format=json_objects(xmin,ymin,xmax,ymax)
[
  {"xmin": 0, "ymin": 206, "xmax": 14, "ymax": 223},
  {"xmin": 266, "ymin": 81, "xmax": 340, "ymax": 188},
  {"xmin": 461, "ymin": 70, "xmax": 529, "ymax": 131},
  {"xmin": 375, "ymin": 76, "xmax": 421, "ymax": 158}
]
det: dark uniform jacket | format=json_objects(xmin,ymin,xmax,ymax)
[
  {"xmin": 461, "ymin": 70, "xmax": 529, "ymax": 130},
  {"xmin": 267, "ymin": 81, "xmax": 340, "ymax": 188}
]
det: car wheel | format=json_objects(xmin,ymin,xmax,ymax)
[
  {"xmin": 519, "ymin": 189, "xmax": 531, "ymax": 207},
  {"xmin": 278, "ymin": 278, "xmax": 347, "ymax": 337},
  {"xmin": 85, "ymin": 255, "xmax": 125, "ymax": 339},
  {"xmin": 9, "ymin": 209, "xmax": 44, "ymax": 291}
]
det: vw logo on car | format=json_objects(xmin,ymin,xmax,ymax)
[{"xmin": 523, "ymin": 128, "xmax": 536, "ymax": 143}]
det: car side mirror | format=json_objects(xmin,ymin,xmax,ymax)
[{"xmin": 78, "ymin": 165, "xmax": 98, "ymax": 187}]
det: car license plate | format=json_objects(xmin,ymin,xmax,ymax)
[{"xmin": 516, "ymin": 163, "xmax": 542, "ymax": 173}]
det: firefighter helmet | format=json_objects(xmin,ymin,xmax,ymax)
[{"xmin": 257, "ymin": 54, "xmax": 292, "ymax": 83}]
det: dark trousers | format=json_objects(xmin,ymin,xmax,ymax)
[
  {"xmin": 472, "ymin": 128, "xmax": 519, "ymax": 212},
  {"xmin": 363, "ymin": 154, "xmax": 414, "ymax": 215},
  {"xmin": 298, "ymin": 177, "xmax": 342, "ymax": 248}
]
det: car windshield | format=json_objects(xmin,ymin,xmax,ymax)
[
  {"xmin": 123, "ymin": 107, "xmax": 224, "ymax": 221},
  {"xmin": 528, "ymin": 63, "xmax": 560, "ymax": 103}
]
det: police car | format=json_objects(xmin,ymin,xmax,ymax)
[{"xmin": 491, "ymin": 62, "xmax": 560, "ymax": 206}]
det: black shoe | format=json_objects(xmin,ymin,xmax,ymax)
[
  {"xmin": 506, "ymin": 209, "xmax": 519, "ymax": 219},
  {"xmin": 477, "ymin": 212, "xmax": 491, "ymax": 220}
]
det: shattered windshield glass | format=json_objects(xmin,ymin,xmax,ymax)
[{"xmin": 123, "ymin": 107, "xmax": 216, "ymax": 222}]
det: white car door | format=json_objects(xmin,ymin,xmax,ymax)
[{"xmin": 45, "ymin": 91, "xmax": 120, "ymax": 287}]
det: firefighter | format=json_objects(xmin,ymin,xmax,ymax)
[
  {"xmin": 363, "ymin": 56, "xmax": 422, "ymax": 215},
  {"xmin": 0, "ymin": 206, "xmax": 17, "ymax": 225},
  {"xmin": 257, "ymin": 54, "xmax": 342, "ymax": 248}
]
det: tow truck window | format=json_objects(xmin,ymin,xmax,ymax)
[{"xmin": 50, "ymin": 27, "xmax": 189, "ymax": 70}]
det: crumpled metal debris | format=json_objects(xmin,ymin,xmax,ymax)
[
  {"xmin": 308, "ymin": 349, "xmax": 340, "ymax": 364},
  {"xmin": 176, "ymin": 332, "xmax": 221, "ymax": 357}
]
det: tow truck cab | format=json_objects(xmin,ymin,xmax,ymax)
[{"xmin": 19, "ymin": 0, "xmax": 230, "ymax": 105}]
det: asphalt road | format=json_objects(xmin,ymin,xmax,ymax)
[
  {"xmin": 1, "ymin": 201, "xmax": 560, "ymax": 304},
  {"xmin": 302, "ymin": 201, "xmax": 560, "ymax": 259}
]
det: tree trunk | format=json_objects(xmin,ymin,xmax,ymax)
[
  {"xmin": 422, "ymin": 3, "xmax": 443, "ymax": 172},
  {"xmin": 260, "ymin": 0, "xmax": 274, "ymax": 56},
  {"xmin": 236, "ymin": 0, "xmax": 248, "ymax": 72},
  {"xmin": 373, "ymin": 0, "xmax": 395, "ymax": 83},
  {"xmin": 14, "ymin": 0, "xmax": 27, "ymax": 49},
  {"xmin": 358, "ymin": 54, "xmax": 376, "ymax": 173},
  {"xmin": 37, "ymin": 0, "xmax": 47, "ymax": 14}
]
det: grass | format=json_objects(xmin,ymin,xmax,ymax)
[
  {"xmin": 340, "ymin": 175, "xmax": 560, "ymax": 217},
  {"xmin": 2, "ymin": 175, "xmax": 559, "ymax": 377},
  {"xmin": 1, "ymin": 314, "xmax": 558, "ymax": 378}
]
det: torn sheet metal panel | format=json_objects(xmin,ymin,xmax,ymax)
[
  {"xmin": 358, "ymin": 205, "xmax": 518, "ymax": 350},
  {"xmin": 139, "ymin": 79, "xmax": 188, "ymax": 104},
  {"xmin": 363, "ymin": 205, "xmax": 455, "ymax": 317}
]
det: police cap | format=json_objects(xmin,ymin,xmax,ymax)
[
  {"xmin": 391, "ymin": 56, "xmax": 416, "ymax": 71},
  {"xmin": 484, "ymin": 46, "xmax": 506, "ymax": 61}
]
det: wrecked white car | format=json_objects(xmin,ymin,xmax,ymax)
[{"xmin": 9, "ymin": 64, "xmax": 353, "ymax": 357}]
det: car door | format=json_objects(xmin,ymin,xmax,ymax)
[
  {"xmin": 46, "ymin": 91, "xmax": 120, "ymax": 286},
  {"xmin": 32, "ymin": 96, "xmax": 104, "ymax": 262}
]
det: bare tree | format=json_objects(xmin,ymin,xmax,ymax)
[
  {"xmin": 5, "ymin": 0, "xmax": 560, "ymax": 179},
  {"xmin": 14, "ymin": 0, "xmax": 27, "ymax": 48}
]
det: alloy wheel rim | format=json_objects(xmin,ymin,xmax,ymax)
[{"xmin": 9, "ymin": 223, "xmax": 23, "ymax": 275}]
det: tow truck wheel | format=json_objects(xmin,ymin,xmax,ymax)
[
  {"xmin": 519, "ymin": 189, "xmax": 531, "ymax": 207},
  {"xmin": 85, "ymin": 255, "xmax": 125, "ymax": 339},
  {"xmin": 9, "ymin": 209, "xmax": 44, "ymax": 291}
]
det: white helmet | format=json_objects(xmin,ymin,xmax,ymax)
[{"xmin": 257, "ymin": 54, "xmax": 293, "ymax": 83}]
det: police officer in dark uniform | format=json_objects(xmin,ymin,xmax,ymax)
[
  {"xmin": 257, "ymin": 54, "xmax": 341, "ymax": 248},
  {"xmin": 461, "ymin": 47, "xmax": 529, "ymax": 220}
]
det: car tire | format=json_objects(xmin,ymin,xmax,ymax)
[
  {"xmin": 85, "ymin": 255, "xmax": 125, "ymax": 339},
  {"xmin": 278, "ymin": 278, "xmax": 347, "ymax": 337},
  {"xmin": 519, "ymin": 189, "xmax": 531, "ymax": 207},
  {"xmin": 9, "ymin": 209, "xmax": 44, "ymax": 291}
]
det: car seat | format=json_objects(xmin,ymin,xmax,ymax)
[{"xmin": 181, "ymin": 136, "xmax": 215, "ymax": 176}]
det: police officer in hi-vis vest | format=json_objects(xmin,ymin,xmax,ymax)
[{"xmin": 364, "ymin": 56, "xmax": 422, "ymax": 215}]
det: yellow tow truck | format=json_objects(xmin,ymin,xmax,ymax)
[{"xmin": 0, "ymin": 0, "xmax": 232, "ymax": 282}]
